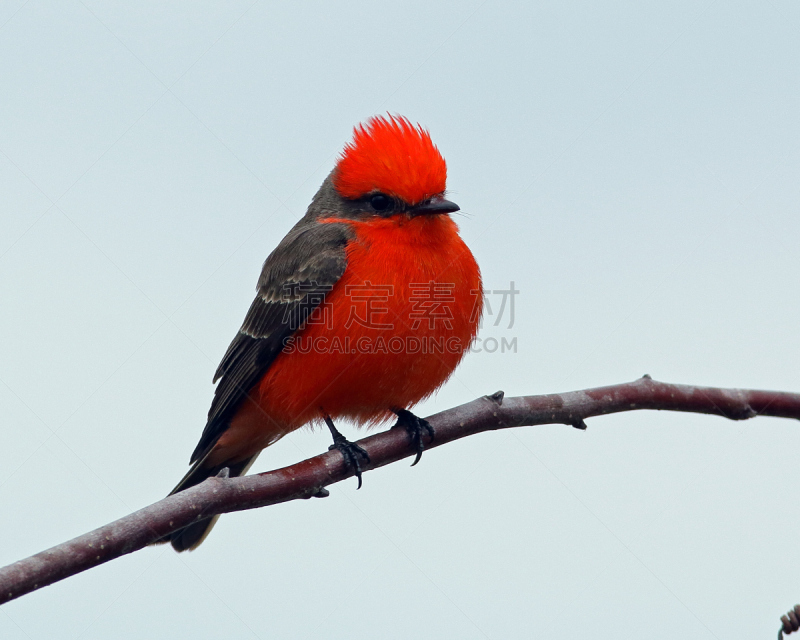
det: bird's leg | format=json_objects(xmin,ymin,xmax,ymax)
[
  {"xmin": 324, "ymin": 415, "xmax": 370, "ymax": 489},
  {"xmin": 391, "ymin": 408, "xmax": 435, "ymax": 466}
]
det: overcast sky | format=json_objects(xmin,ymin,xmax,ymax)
[{"xmin": 2, "ymin": 1, "xmax": 800, "ymax": 638}]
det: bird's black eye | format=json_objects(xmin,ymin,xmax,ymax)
[{"xmin": 369, "ymin": 193, "xmax": 393, "ymax": 212}]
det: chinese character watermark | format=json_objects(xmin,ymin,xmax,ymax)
[
  {"xmin": 277, "ymin": 280, "xmax": 520, "ymax": 355},
  {"xmin": 344, "ymin": 281, "xmax": 394, "ymax": 330},
  {"xmin": 281, "ymin": 282, "xmax": 334, "ymax": 330},
  {"xmin": 409, "ymin": 281, "xmax": 455, "ymax": 330},
  {"xmin": 478, "ymin": 281, "xmax": 518, "ymax": 329}
]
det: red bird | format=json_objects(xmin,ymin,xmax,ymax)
[{"xmin": 163, "ymin": 115, "xmax": 482, "ymax": 551}]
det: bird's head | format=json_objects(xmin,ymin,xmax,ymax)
[{"xmin": 311, "ymin": 115, "xmax": 459, "ymax": 221}]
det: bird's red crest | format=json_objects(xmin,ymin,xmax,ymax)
[{"xmin": 333, "ymin": 115, "xmax": 447, "ymax": 205}]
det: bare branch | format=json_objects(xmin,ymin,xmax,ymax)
[{"xmin": 1, "ymin": 376, "xmax": 799, "ymax": 606}]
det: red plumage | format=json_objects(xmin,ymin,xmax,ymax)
[
  {"xmin": 333, "ymin": 114, "xmax": 448, "ymax": 204},
  {"xmin": 209, "ymin": 213, "xmax": 481, "ymax": 467}
]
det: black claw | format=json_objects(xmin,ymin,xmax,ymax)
[
  {"xmin": 392, "ymin": 408, "xmax": 435, "ymax": 466},
  {"xmin": 325, "ymin": 415, "xmax": 370, "ymax": 489}
]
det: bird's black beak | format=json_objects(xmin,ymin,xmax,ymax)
[{"xmin": 411, "ymin": 196, "xmax": 460, "ymax": 216}]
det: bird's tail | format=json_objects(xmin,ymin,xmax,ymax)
[{"xmin": 152, "ymin": 453, "xmax": 259, "ymax": 552}]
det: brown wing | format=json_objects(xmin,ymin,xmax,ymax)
[{"xmin": 189, "ymin": 221, "xmax": 352, "ymax": 463}]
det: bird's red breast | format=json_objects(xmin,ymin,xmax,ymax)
[{"xmin": 211, "ymin": 213, "xmax": 481, "ymax": 466}]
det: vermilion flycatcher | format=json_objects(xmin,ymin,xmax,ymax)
[{"xmin": 163, "ymin": 115, "xmax": 482, "ymax": 551}]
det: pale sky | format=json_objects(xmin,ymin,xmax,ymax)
[{"xmin": 2, "ymin": 1, "xmax": 800, "ymax": 638}]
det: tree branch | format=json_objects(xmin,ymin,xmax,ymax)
[{"xmin": 2, "ymin": 376, "xmax": 799, "ymax": 606}]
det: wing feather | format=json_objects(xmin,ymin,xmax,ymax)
[{"xmin": 189, "ymin": 221, "xmax": 351, "ymax": 463}]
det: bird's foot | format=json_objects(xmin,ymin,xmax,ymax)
[
  {"xmin": 391, "ymin": 408, "xmax": 435, "ymax": 466},
  {"xmin": 325, "ymin": 416, "xmax": 370, "ymax": 489}
]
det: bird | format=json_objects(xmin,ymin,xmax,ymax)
[{"xmin": 161, "ymin": 114, "xmax": 483, "ymax": 551}]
